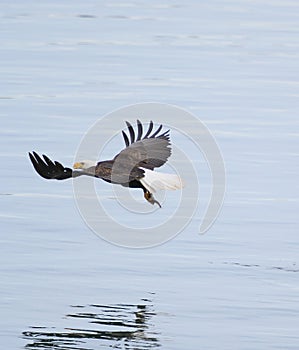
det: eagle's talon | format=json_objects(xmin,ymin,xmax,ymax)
[{"xmin": 144, "ymin": 191, "xmax": 162, "ymax": 208}]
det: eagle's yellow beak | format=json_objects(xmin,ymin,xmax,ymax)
[{"xmin": 73, "ymin": 162, "xmax": 83, "ymax": 169}]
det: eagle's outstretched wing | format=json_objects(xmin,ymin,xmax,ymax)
[
  {"xmin": 29, "ymin": 152, "xmax": 73, "ymax": 180},
  {"xmin": 29, "ymin": 151, "xmax": 96, "ymax": 180},
  {"xmin": 113, "ymin": 120, "xmax": 171, "ymax": 171}
]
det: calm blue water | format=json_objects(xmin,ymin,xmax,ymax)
[{"xmin": 1, "ymin": 1, "xmax": 299, "ymax": 349}]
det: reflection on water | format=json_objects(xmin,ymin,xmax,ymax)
[{"xmin": 23, "ymin": 298, "xmax": 160, "ymax": 349}]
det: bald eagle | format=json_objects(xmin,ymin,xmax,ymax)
[{"xmin": 28, "ymin": 120, "xmax": 183, "ymax": 208}]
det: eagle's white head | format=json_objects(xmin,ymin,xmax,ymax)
[{"xmin": 73, "ymin": 160, "xmax": 96, "ymax": 170}]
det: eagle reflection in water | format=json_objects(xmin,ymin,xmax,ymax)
[{"xmin": 23, "ymin": 299, "xmax": 160, "ymax": 349}]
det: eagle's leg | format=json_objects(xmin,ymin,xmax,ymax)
[{"xmin": 144, "ymin": 190, "xmax": 161, "ymax": 208}]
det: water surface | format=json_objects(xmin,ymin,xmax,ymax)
[{"xmin": 1, "ymin": 1, "xmax": 299, "ymax": 349}]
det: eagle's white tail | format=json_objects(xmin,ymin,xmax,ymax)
[{"xmin": 140, "ymin": 168, "xmax": 184, "ymax": 193}]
